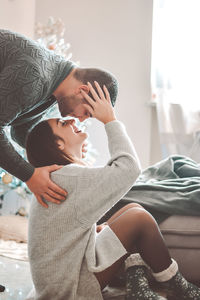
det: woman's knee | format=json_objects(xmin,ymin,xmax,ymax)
[
  {"xmin": 106, "ymin": 203, "xmax": 145, "ymax": 225},
  {"xmin": 124, "ymin": 206, "xmax": 156, "ymax": 229},
  {"xmin": 109, "ymin": 207, "xmax": 157, "ymax": 252},
  {"xmin": 123, "ymin": 204, "xmax": 157, "ymax": 229},
  {"xmin": 110, "ymin": 206, "xmax": 151, "ymax": 232},
  {"xmin": 123, "ymin": 203, "xmax": 144, "ymax": 211}
]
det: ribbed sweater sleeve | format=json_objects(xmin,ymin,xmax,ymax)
[{"xmin": 0, "ymin": 128, "xmax": 35, "ymax": 181}]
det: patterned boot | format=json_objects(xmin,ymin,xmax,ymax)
[
  {"xmin": 125, "ymin": 254, "xmax": 166, "ymax": 300},
  {"xmin": 152, "ymin": 259, "xmax": 200, "ymax": 300}
]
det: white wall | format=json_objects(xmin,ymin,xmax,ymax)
[
  {"xmin": 0, "ymin": 0, "xmax": 35, "ymax": 37},
  {"xmin": 36, "ymin": 0, "xmax": 153, "ymax": 168}
]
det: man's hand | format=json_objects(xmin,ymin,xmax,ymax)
[{"xmin": 26, "ymin": 165, "xmax": 68, "ymax": 208}]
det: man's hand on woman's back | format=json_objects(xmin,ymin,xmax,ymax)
[{"xmin": 26, "ymin": 165, "xmax": 68, "ymax": 208}]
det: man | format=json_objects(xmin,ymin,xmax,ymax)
[{"xmin": 0, "ymin": 29, "xmax": 118, "ymax": 207}]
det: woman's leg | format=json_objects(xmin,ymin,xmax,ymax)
[
  {"xmin": 94, "ymin": 204, "xmax": 171, "ymax": 289},
  {"xmin": 95, "ymin": 204, "xmax": 200, "ymax": 300}
]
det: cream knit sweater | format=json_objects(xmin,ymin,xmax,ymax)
[{"xmin": 28, "ymin": 120, "xmax": 141, "ymax": 300}]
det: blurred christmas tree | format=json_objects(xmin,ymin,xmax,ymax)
[
  {"xmin": 0, "ymin": 17, "xmax": 98, "ymax": 216},
  {"xmin": 0, "ymin": 127, "xmax": 32, "ymax": 216}
]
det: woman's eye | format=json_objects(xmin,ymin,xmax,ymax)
[{"xmin": 61, "ymin": 121, "xmax": 66, "ymax": 126}]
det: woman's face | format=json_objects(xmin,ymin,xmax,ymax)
[{"xmin": 48, "ymin": 118, "xmax": 88, "ymax": 158}]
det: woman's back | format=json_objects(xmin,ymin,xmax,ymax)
[{"xmin": 29, "ymin": 187, "xmax": 97, "ymax": 299}]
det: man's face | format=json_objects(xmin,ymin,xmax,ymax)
[
  {"xmin": 58, "ymin": 94, "xmax": 91, "ymax": 122},
  {"xmin": 56, "ymin": 74, "xmax": 93, "ymax": 122},
  {"xmin": 68, "ymin": 103, "xmax": 91, "ymax": 122}
]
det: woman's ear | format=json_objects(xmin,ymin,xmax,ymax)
[{"xmin": 56, "ymin": 139, "xmax": 65, "ymax": 151}]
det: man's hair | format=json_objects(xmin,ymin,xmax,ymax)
[
  {"xmin": 26, "ymin": 120, "xmax": 74, "ymax": 167},
  {"xmin": 73, "ymin": 68, "xmax": 118, "ymax": 106}
]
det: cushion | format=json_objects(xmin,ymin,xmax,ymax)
[
  {"xmin": 0, "ymin": 215, "xmax": 28, "ymax": 242},
  {"xmin": 160, "ymin": 215, "xmax": 200, "ymax": 249}
]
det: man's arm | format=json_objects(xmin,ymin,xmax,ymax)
[
  {"xmin": 0, "ymin": 98, "xmax": 67, "ymax": 207},
  {"xmin": 0, "ymin": 29, "xmax": 68, "ymax": 206},
  {"xmin": 0, "ymin": 126, "xmax": 34, "ymax": 181},
  {"xmin": 0, "ymin": 126, "xmax": 67, "ymax": 207}
]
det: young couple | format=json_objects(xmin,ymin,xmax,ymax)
[{"xmin": 27, "ymin": 82, "xmax": 200, "ymax": 300}]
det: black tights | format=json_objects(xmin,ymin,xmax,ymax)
[{"xmin": 94, "ymin": 203, "xmax": 172, "ymax": 289}]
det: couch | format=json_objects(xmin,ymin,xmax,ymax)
[{"xmin": 160, "ymin": 215, "xmax": 200, "ymax": 284}]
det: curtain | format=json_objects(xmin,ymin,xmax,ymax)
[{"xmin": 152, "ymin": 0, "xmax": 200, "ymax": 162}]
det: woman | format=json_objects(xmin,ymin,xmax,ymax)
[{"xmin": 26, "ymin": 82, "xmax": 200, "ymax": 300}]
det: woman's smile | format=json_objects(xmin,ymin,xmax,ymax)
[{"xmin": 47, "ymin": 118, "xmax": 88, "ymax": 160}]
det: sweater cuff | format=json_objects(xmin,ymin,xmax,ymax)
[
  {"xmin": 152, "ymin": 259, "xmax": 178, "ymax": 282},
  {"xmin": 105, "ymin": 120, "xmax": 125, "ymax": 134},
  {"xmin": 125, "ymin": 253, "xmax": 148, "ymax": 270},
  {"xmin": 20, "ymin": 163, "xmax": 35, "ymax": 182}
]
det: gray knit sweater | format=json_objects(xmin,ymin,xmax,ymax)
[
  {"xmin": 28, "ymin": 120, "xmax": 141, "ymax": 300},
  {"xmin": 0, "ymin": 29, "xmax": 74, "ymax": 181}
]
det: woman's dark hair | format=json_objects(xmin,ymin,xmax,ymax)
[
  {"xmin": 26, "ymin": 120, "xmax": 74, "ymax": 168},
  {"xmin": 73, "ymin": 68, "xmax": 118, "ymax": 107}
]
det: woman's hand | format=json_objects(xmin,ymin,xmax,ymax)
[
  {"xmin": 26, "ymin": 165, "xmax": 68, "ymax": 208},
  {"xmin": 96, "ymin": 222, "xmax": 108, "ymax": 233},
  {"xmin": 80, "ymin": 81, "xmax": 116, "ymax": 124}
]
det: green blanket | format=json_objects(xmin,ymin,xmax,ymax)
[
  {"xmin": 98, "ymin": 155, "xmax": 200, "ymax": 224},
  {"xmin": 123, "ymin": 155, "xmax": 200, "ymax": 219}
]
